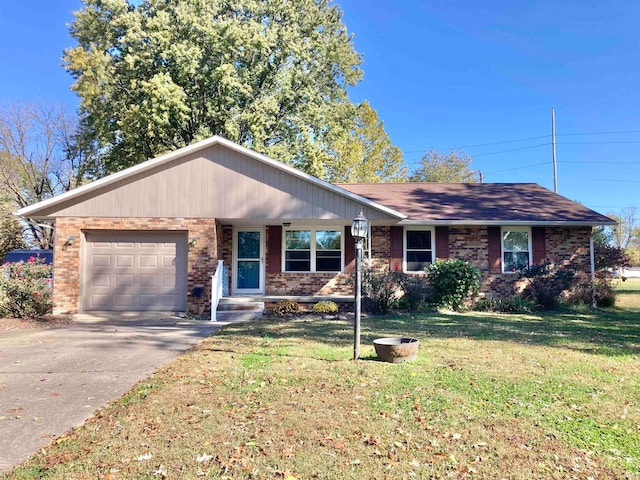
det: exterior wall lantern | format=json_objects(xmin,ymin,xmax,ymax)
[{"xmin": 351, "ymin": 208, "xmax": 368, "ymax": 360}]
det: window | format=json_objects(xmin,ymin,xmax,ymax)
[
  {"xmin": 284, "ymin": 228, "xmax": 342, "ymax": 272},
  {"xmin": 405, "ymin": 228, "xmax": 433, "ymax": 272},
  {"xmin": 502, "ymin": 228, "xmax": 531, "ymax": 272}
]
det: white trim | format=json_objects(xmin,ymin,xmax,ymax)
[
  {"xmin": 501, "ymin": 226, "xmax": 532, "ymax": 274},
  {"xmin": 282, "ymin": 226, "xmax": 344, "ymax": 273},
  {"xmin": 16, "ymin": 136, "xmax": 406, "ymax": 220},
  {"xmin": 232, "ymin": 227, "xmax": 265, "ymax": 295},
  {"xmin": 403, "ymin": 226, "xmax": 435, "ymax": 273}
]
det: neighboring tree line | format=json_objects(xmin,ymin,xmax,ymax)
[{"xmin": 593, "ymin": 206, "xmax": 640, "ymax": 273}]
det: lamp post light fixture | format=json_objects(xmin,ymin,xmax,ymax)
[{"xmin": 351, "ymin": 208, "xmax": 368, "ymax": 360}]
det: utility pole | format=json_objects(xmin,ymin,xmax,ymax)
[{"xmin": 552, "ymin": 107, "xmax": 558, "ymax": 193}]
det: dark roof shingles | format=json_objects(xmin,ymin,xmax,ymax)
[{"xmin": 338, "ymin": 182, "xmax": 613, "ymax": 224}]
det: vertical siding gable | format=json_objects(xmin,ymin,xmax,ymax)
[{"xmin": 34, "ymin": 144, "xmax": 397, "ymax": 220}]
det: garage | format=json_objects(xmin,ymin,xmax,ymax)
[{"xmin": 83, "ymin": 231, "xmax": 188, "ymax": 311}]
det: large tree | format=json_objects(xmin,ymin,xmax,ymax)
[
  {"xmin": 327, "ymin": 101, "xmax": 406, "ymax": 183},
  {"xmin": 410, "ymin": 149, "xmax": 478, "ymax": 183},
  {"xmin": 64, "ymin": 0, "xmax": 366, "ymax": 178},
  {"xmin": 0, "ymin": 101, "xmax": 97, "ymax": 248}
]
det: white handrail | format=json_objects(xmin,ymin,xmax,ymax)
[{"xmin": 211, "ymin": 260, "xmax": 224, "ymax": 321}]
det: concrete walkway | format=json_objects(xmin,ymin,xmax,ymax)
[{"xmin": 0, "ymin": 313, "xmax": 224, "ymax": 474}]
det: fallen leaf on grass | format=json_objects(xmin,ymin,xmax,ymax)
[
  {"xmin": 137, "ymin": 453, "xmax": 153, "ymax": 461},
  {"xmin": 196, "ymin": 453, "xmax": 213, "ymax": 463}
]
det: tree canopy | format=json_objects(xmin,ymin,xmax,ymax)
[
  {"xmin": 327, "ymin": 101, "xmax": 406, "ymax": 183},
  {"xmin": 64, "ymin": 0, "xmax": 378, "ymax": 178},
  {"xmin": 410, "ymin": 149, "xmax": 478, "ymax": 183}
]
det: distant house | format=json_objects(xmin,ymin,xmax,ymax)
[{"xmin": 16, "ymin": 136, "xmax": 614, "ymax": 315}]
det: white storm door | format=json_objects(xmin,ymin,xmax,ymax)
[{"xmin": 233, "ymin": 228, "xmax": 265, "ymax": 294}]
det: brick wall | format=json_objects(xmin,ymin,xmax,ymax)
[
  {"xmin": 53, "ymin": 217, "xmax": 219, "ymax": 315},
  {"xmin": 449, "ymin": 226, "xmax": 592, "ymax": 298},
  {"xmin": 53, "ymin": 219, "xmax": 593, "ymax": 313}
]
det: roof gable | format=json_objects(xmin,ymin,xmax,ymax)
[{"xmin": 17, "ymin": 136, "xmax": 405, "ymax": 222}]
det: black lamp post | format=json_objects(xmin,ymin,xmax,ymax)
[{"xmin": 351, "ymin": 208, "xmax": 369, "ymax": 360}]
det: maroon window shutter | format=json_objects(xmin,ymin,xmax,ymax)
[
  {"xmin": 267, "ymin": 226, "xmax": 282, "ymax": 273},
  {"xmin": 390, "ymin": 226, "xmax": 403, "ymax": 271},
  {"xmin": 487, "ymin": 226, "xmax": 502, "ymax": 274},
  {"xmin": 531, "ymin": 227, "xmax": 546, "ymax": 266},
  {"xmin": 435, "ymin": 226, "xmax": 449, "ymax": 260},
  {"xmin": 344, "ymin": 226, "xmax": 355, "ymax": 271}
]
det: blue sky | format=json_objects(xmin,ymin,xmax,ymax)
[{"xmin": 1, "ymin": 0, "xmax": 638, "ymax": 215}]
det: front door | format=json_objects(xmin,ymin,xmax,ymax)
[{"xmin": 233, "ymin": 228, "xmax": 265, "ymax": 294}]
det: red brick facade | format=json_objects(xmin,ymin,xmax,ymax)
[{"xmin": 53, "ymin": 218, "xmax": 592, "ymax": 314}]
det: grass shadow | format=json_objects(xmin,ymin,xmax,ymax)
[{"xmin": 217, "ymin": 305, "xmax": 640, "ymax": 358}]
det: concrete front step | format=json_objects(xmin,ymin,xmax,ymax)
[
  {"xmin": 217, "ymin": 300, "xmax": 265, "ymax": 311},
  {"xmin": 214, "ymin": 298, "xmax": 264, "ymax": 322},
  {"xmin": 214, "ymin": 310, "xmax": 263, "ymax": 322}
]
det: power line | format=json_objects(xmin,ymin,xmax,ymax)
[
  {"xmin": 560, "ymin": 141, "xmax": 640, "ymax": 145},
  {"xmin": 405, "ymin": 129, "xmax": 640, "ymax": 155},
  {"xmin": 560, "ymin": 160, "xmax": 639, "ymax": 164},
  {"xmin": 484, "ymin": 161, "xmax": 552, "ymax": 174},
  {"xmin": 472, "ymin": 143, "xmax": 550, "ymax": 157},
  {"xmin": 558, "ymin": 129, "xmax": 640, "ymax": 136}
]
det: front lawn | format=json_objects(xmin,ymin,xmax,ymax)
[{"xmin": 5, "ymin": 304, "xmax": 640, "ymax": 479}]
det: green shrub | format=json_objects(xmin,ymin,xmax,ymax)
[
  {"xmin": 519, "ymin": 263, "xmax": 575, "ymax": 310},
  {"xmin": 426, "ymin": 259, "xmax": 481, "ymax": 311},
  {"xmin": 473, "ymin": 295, "xmax": 538, "ymax": 314},
  {"xmin": 272, "ymin": 299, "xmax": 299, "ymax": 316},
  {"xmin": 312, "ymin": 301, "xmax": 339, "ymax": 314},
  {"xmin": 0, "ymin": 257, "xmax": 53, "ymax": 318}
]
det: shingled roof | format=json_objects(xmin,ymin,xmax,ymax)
[{"xmin": 337, "ymin": 182, "xmax": 614, "ymax": 225}]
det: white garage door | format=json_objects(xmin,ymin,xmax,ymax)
[{"xmin": 84, "ymin": 231, "xmax": 188, "ymax": 311}]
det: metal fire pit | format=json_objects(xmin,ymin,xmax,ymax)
[{"xmin": 373, "ymin": 337, "xmax": 419, "ymax": 363}]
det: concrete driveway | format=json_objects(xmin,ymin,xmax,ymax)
[{"xmin": 0, "ymin": 313, "xmax": 223, "ymax": 474}]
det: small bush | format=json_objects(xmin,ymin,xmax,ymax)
[
  {"xmin": 312, "ymin": 301, "xmax": 339, "ymax": 314},
  {"xmin": 272, "ymin": 299, "xmax": 299, "ymax": 316},
  {"xmin": 394, "ymin": 273, "xmax": 432, "ymax": 311},
  {"xmin": 0, "ymin": 257, "xmax": 53, "ymax": 318},
  {"xmin": 360, "ymin": 268, "xmax": 400, "ymax": 314},
  {"xmin": 519, "ymin": 263, "xmax": 575, "ymax": 310},
  {"xmin": 567, "ymin": 280, "xmax": 617, "ymax": 308},
  {"xmin": 426, "ymin": 259, "xmax": 481, "ymax": 311},
  {"xmin": 473, "ymin": 296, "xmax": 538, "ymax": 314}
]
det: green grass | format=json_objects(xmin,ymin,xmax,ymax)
[{"xmin": 4, "ymin": 298, "xmax": 640, "ymax": 480}]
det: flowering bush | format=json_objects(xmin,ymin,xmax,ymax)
[{"xmin": 0, "ymin": 257, "xmax": 53, "ymax": 318}]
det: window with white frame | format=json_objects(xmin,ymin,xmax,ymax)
[
  {"xmin": 405, "ymin": 228, "xmax": 433, "ymax": 272},
  {"xmin": 284, "ymin": 228, "xmax": 342, "ymax": 272},
  {"xmin": 502, "ymin": 227, "xmax": 531, "ymax": 273}
]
